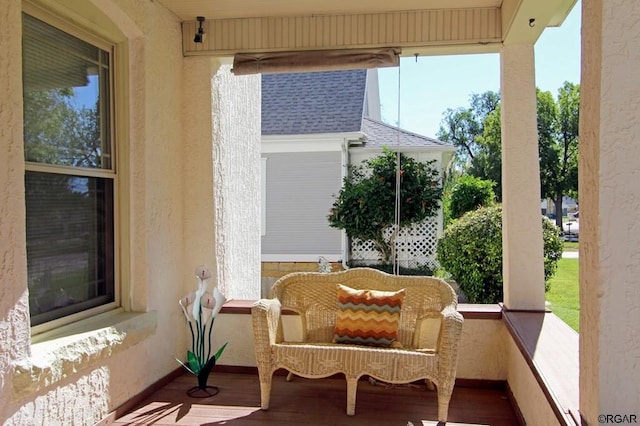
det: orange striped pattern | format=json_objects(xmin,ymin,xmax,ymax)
[{"xmin": 333, "ymin": 284, "xmax": 405, "ymax": 347}]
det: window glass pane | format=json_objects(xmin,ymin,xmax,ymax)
[
  {"xmin": 22, "ymin": 14, "xmax": 111, "ymax": 169},
  {"xmin": 25, "ymin": 171, "xmax": 115, "ymax": 326}
]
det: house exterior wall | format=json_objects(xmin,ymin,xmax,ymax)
[
  {"xmin": 0, "ymin": 0, "xmax": 260, "ymax": 423},
  {"xmin": 262, "ymin": 151, "xmax": 343, "ymax": 259},
  {"xmin": 580, "ymin": 0, "xmax": 640, "ymax": 421},
  {"xmin": 1, "ymin": 0, "xmax": 184, "ymax": 423},
  {"xmin": 349, "ymin": 148, "xmax": 445, "ymax": 166},
  {"xmin": 364, "ymin": 69, "xmax": 382, "ymax": 120},
  {"xmin": 0, "ymin": 0, "xmax": 31, "ymax": 413}
]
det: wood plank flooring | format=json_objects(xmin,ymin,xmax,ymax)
[{"xmin": 111, "ymin": 372, "xmax": 520, "ymax": 426}]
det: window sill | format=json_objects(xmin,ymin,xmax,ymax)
[{"xmin": 13, "ymin": 310, "xmax": 157, "ymax": 400}]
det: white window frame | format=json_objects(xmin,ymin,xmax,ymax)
[{"xmin": 23, "ymin": 5, "xmax": 121, "ymax": 335}]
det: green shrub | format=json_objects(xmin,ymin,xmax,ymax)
[
  {"xmin": 448, "ymin": 175, "xmax": 495, "ymax": 220},
  {"xmin": 436, "ymin": 205, "xmax": 563, "ymax": 303}
]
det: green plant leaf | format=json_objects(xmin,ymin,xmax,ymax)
[
  {"xmin": 187, "ymin": 350, "xmax": 201, "ymax": 375},
  {"xmin": 214, "ymin": 342, "xmax": 228, "ymax": 360}
]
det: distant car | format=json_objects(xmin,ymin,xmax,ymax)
[{"xmin": 568, "ymin": 211, "xmax": 579, "ymax": 220}]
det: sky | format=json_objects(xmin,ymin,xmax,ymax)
[{"xmin": 378, "ymin": 1, "xmax": 582, "ymax": 138}]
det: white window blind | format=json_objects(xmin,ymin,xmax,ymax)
[{"xmin": 22, "ymin": 13, "xmax": 117, "ymax": 328}]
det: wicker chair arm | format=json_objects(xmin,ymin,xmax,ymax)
[
  {"xmin": 436, "ymin": 305, "xmax": 464, "ymax": 379},
  {"xmin": 252, "ymin": 299, "xmax": 283, "ymax": 349}
]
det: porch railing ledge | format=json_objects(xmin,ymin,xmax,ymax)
[
  {"xmin": 220, "ymin": 300, "xmax": 503, "ymax": 320},
  {"xmin": 503, "ymin": 309, "xmax": 580, "ymax": 426}
]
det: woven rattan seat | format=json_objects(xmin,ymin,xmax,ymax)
[{"xmin": 252, "ymin": 267, "xmax": 463, "ymax": 422}]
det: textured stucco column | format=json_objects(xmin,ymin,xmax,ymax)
[
  {"xmin": 211, "ymin": 63, "xmax": 261, "ymax": 299},
  {"xmin": 500, "ymin": 44, "xmax": 545, "ymax": 310},
  {"xmin": 580, "ymin": 0, "xmax": 640, "ymax": 421}
]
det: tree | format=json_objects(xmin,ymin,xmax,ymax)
[
  {"xmin": 437, "ymin": 107, "xmax": 480, "ymax": 163},
  {"xmin": 468, "ymin": 106, "xmax": 503, "ymax": 200},
  {"xmin": 328, "ymin": 148, "xmax": 443, "ymax": 264},
  {"xmin": 437, "ymin": 91, "xmax": 500, "ymax": 166},
  {"xmin": 438, "ymin": 84, "xmax": 580, "ymax": 216},
  {"xmin": 535, "ymin": 83, "xmax": 580, "ymax": 226},
  {"xmin": 551, "ymin": 82, "xmax": 580, "ymax": 225},
  {"xmin": 537, "ymin": 89, "xmax": 560, "ymax": 208}
]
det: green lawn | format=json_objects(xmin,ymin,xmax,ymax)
[{"xmin": 546, "ymin": 258, "xmax": 579, "ymax": 332}]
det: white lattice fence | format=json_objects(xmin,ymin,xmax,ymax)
[{"xmin": 350, "ymin": 218, "xmax": 441, "ymax": 271}]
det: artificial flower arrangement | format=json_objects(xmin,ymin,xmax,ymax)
[{"xmin": 177, "ymin": 265, "xmax": 228, "ymax": 396}]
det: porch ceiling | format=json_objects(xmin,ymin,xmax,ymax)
[
  {"xmin": 159, "ymin": 0, "xmax": 577, "ymax": 57},
  {"xmin": 158, "ymin": 0, "xmax": 502, "ymax": 21}
]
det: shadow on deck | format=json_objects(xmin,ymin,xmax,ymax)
[{"xmin": 111, "ymin": 372, "xmax": 520, "ymax": 425}]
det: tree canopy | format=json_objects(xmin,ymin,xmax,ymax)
[
  {"xmin": 437, "ymin": 83, "xmax": 580, "ymax": 222},
  {"xmin": 437, "ymin": 91, "xmax": 500, "ymax": 166}
]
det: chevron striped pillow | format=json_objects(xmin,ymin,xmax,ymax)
[{"xmin": 333, "ymin": 284, "xmax": 405, "ymax": 347}]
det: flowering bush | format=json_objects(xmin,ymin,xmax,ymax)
[{"xmin": 177, "ymin": 265, "xmax": 228, "ymax": 392}]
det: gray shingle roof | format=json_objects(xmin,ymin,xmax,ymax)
[
  {"xmin": 262, "ymin": 70, "xmax": 367, "ymax": 135},
  {"xmin": 361, "ymin": 117, "xmax": 453, "ymax": 149}
]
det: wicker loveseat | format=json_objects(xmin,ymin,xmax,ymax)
[{"xmin": 251, "ymin": 267, "xmax": 464, "ymax": 422}]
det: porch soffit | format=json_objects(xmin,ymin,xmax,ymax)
[
  {"xmin": 158, "ymin": 0, "xmax": 503, "ymax": 21},
  {"xmin": 157, "ymin": 0, "xmax": 576, "ymax": 57}
]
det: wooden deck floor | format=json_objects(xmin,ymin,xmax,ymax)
[{"xmin": 111, "ymin": 372, "xmax": 520, "ymax": 425}]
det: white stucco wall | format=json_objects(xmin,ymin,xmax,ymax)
[
  {"xmin": 0, "ymin": 0, "xmax": 220, "ymax": 423},
  {"xmin": 505, "ymin": 336, "xmax": 559, "ymax": 425},
  {"xmin": 182, "ymin": 57, "xmax": 219, "ymax": 293},
  {"xmin": 0, "ymin": 0, "xmax": 32, "ymax": 404},
  {"xmin": 457, "ymin": 319, "xmax": 507, "ymax": 379}
]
